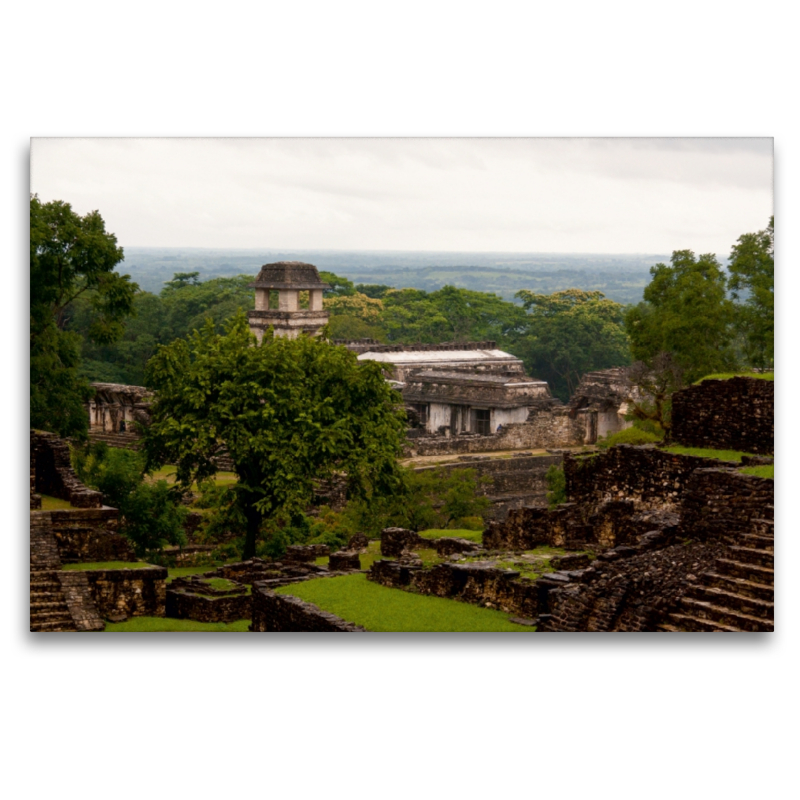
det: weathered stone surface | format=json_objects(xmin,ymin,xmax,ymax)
[
  {"xmin": 671, "ymin": 377, "xmax": 773, "ymax": 455},
  {"xmin": 347, "ymin": 533, "xmax": 369, "ymax": 552},
  {"xmin": 250, "ymin": 585, "xmax": 367, "ymax": 632},
  {"xmin": 380, "ymin": 528, "xmax": 431, "ymax": 557},
  {"xmin": 30, "ymin": 430, "xmax": 103, "ymax": 507},
  {"xmin": 433, "ymin": 537, "xmax": 481, "ymax": 556},
  {"xmin": 328, "ymin": 550, "xmax": 361, "ymax": 571},
  {"xmin": 166, "ymin": 584, "xmax": 251, "ymax": 623},
  {"xmin": 564, "ymin": 445, "xmax": 738, "ymax": 512},
  {"xmin": 284, "ymin": 544, "xmax": 330, "ymax": 563},
  {"xmin": 80, "ymin": 566, "xmax": 168, "ymax": 618}
]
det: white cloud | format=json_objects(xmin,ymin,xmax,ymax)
[{"xmin": 30, "ymin": 137, "xmax": 773, "ymax": 253}]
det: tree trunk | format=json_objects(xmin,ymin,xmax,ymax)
[{"xmin": 242, "ymin": 504, "xmax": 262, "ymax": 560}]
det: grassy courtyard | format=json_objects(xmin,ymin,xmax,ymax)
[{"xmin": 275, "ymin": 573, "xmax": 535, "ymax": 632}]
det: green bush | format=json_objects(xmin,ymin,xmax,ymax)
[
  {"xmin": 545, "ymin": 465, "xmax": 566, "ymax": 508},
  {"xmin": 596, "ymin": 426, "xmax": 661, "ymax": 449},
  {"xmin": 72, "ymin": 443, "xmax": 188, "ymax": 558}
]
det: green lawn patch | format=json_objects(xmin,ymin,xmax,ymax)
[
  {"xmin": 661, "ymin": 445, "xmax": 759, "ymax": 462},
  {"xmin": 39, "ymin": 494, "xmax": 75, "ymax": 510},
  {"xmin": 739, "ymin": 465, "xmax": 774, "ymax": 479},
  {"xmin": 167, "ymin": 565, "xmax": 215, "ymax": 582},
  {"xmin": 276, "ymin": 574, "xmax": 535, "ymax": 632},
  {"xmin": 147, "ymin": 465, "xmax": 238, "ymax": 489},
  {"xmin": 62, "ymin": 561, "xmax": 156, "ymax": 571},
  {"xmin": 597, "ymin": 427, "xmax": 661, "ymax": 449},
  {"xmin": 695, "ymin": 372, "xmax": 773, "ymax": 383},
  {"xmin": 104, "ymin": 617, "xmax": 250, "ymax": 632},
  {"xmin": 419, "ymin": 528, "xmax": 484, "ymax": 543}
]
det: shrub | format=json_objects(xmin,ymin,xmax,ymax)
[
  {"xmin": 545, "ymin": 465, "xmax": 566, "ymax": 508},
  {"xmin": 71, "ymin": 442, "xmax": 187, "ymax": 558}
]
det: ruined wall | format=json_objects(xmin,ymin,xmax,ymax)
[
  {"xmin": 81, "ymin": 566, "xmax": 168, "ymax": 618},
  {"xmin": 30, "ymin": 431, "xmax": 103, "ymax": 507},
  {"xmin": 413, "ymin": 453, "xmax": 561, "ymax": 520},
  {"xmin": 678, "ymin": 469, "xmax": 774, "ymax": 543},
  {"xmin": 250, "ymin": 585, "xmax": 367, "ymax": 632},
  {"xmin": 166, "ymin": 589, "xmax": 252, "ymax": 623},
  {"xmin": 671, "ymin": 377, "xmax": 774, "ymax": 455},
  {"xmin": 483, "ymin": 500, "xmax": 676, "ymax": 552},
  {"xmin": 539, "ymin": 540, "xmax": 727, "ymax": 632},
  {"xmin": 415, "ymin": 409, "xmax": 585, "ymax": 456},
  {"xmin": 564, "ymin": 445, "xmax": 738, "ymax": 512}
]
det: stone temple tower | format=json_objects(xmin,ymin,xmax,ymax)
[{"xmin": 247, "ymin": 261, "xmax": 330, "ymax": 342}]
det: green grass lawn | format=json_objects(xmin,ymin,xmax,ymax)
[
  {"xmin": 419, "ymin": 528, "xmax": 484, "ymax": 543},
  {"xmin": 661, "ymin": 445, "xmax": 760, "ymax": 462},
  {"xmin": 695, "ymin": 372, "xmax": 774, "ymax": 383},
  {"xmin": 104, "ymin": 617, "xmax": 250, "ymax": 632},
  {"xmin": 39, "ymin": 494, "xmax": 75, "ymax": 510},
  {"xmin": 167, "ymin": 565, "xmax": 217, "ymax": 582},
  {"xmin": 275, "ymin": 573, "xmax": 535, "ymax": 632},
  {"xmin": 739, "ymin": 465, "xmax": 774, "ymax": 479},
  {"xmin": 62, "ymin": 561, "xmax": 156, "ymax": 571},
  {"xmin": 147, "ymin": 465, "xmax": 238, "ymax": 489}
]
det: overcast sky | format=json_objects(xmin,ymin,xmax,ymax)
[{"xmin": 30, "ymin": 137, "xmax": 773, "ymax": 254}]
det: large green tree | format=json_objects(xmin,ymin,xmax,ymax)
[
  {"xmin": 624, "ymin": 250, "xmax": 736, "ymax": 383},
  {"xmin": 728, "ymin": 217, "xmax": 774, "ymax": 368},
  {"xmin": 514, "ymin": 289, "xmax": 630, "ymax": 400},
  {"xmin": 143, "ymin": 314, "xmax": 408, "ymax": 559},
  {"xmin": 30, "ymin": 195, "xmax": 137, "ymax": 436}
]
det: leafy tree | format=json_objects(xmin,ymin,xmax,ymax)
[
  {"xmin": 143, "ymin": 313, "xmax": 408, "ymax": 559},
  {"xmin": 728, "ymin": 217, "xmax": 774, "ymax": 368},
  {"xmin": 30, "ymin": 195, "xmax": 137, "ymax": 436},
  {"xmin": 514, "ymin": 289, "xmax": 631, "ymax": 401},
  {"xmin": 395, "ymin": 467, "xmax": 491, "ymax": 532},
  {"xmin": 624, "ymin": 250, "xmax": 736, "ymax": 383},
  {"xmin": 324, "ymin": 292, "xmax": 387, "ymax": 341},
  {"xmin": 319, "ymin": 271, "xmax": 356, "ymax": 296},
  {"xmin": 355, "ymin": 284, "xmax": 393, "ymax": 299},
  {"xmin": 380, "ymin": 285, "xmax": 527, "ymax": 345}
]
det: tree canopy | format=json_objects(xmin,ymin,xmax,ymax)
[
  {"xmin": 624, "ymin": 250, "xmax": 737, "ymax": 383},
  {"xmin": 728, "ymin": 217, "xmax": 774, "ymax": 368},
  {"xmin": 514, "ymin": 288, "xmax": 630, "ymax": 400},
  {"xmin": 143, "ymin": 315, "xmax": 408, "ymax": 559},
  {"xmin": 30, "ymin": 195, "xmax": 137, "ymax": 436}
]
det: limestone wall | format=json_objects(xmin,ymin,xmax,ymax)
[
  {"xmin": 81, "ymin": 566, "xmax": 168, "ymax": 618},
  {"xmin": 678, "ymin": 468, "xmax": 774, "ymax": 543},
  {"xmin": 415, "ymin": 409, "xmax": 585, "ymax": 456},
  {"xmin": 564, "ymin": 445, "xmax": 738, "ymax": 512},
  {"xmin": 250, "ymin": 585, "xmax": 367, "ymax": 632},
  {"xmin": 671, "ymin": 377, "xmax": 774, "ymax": 455}
]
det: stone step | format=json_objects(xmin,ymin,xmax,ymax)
[
  {"xmin": 715, "ymin": 558, "xmax": 774, "ymax": 585},
  {"xmin": 741, "ymin": 534, "xmax": 774, "ymax": 552},
  {"xmin": 727, "ymin": 546, "xmax": 773, "ymax": 569},
  {"xmin": 30, "ymin": 609, "xmax": 70, "ymax": 619},
  {"xmin": 667, "ymin": 613, "xmax": 743, "ymax": 633},
  {"xmin": 703, "ymin": 571, "xmax": 775, "ymax": 602},
  {"xmin": 679, "ymin": 598, "xmax": 774, "ymax": 632},
  {"xmin": 30, "ymin": 600, "xmax": 71, "ymax": 612},
  {"xmin": 31, "ymin": 619, "xmax": 78, "ymax": 632},
  {"xmin": 689, "ymin": 586, "xmax": 773, "ymax": 620}
]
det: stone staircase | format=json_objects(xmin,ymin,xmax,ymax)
[
  {"xmin": 30, "ymin": 570, "xmax": 78, "ymax": 632},
  {"xmin": 663, "ymin": 507, "xmax": 774, "ymax": 632},
  {"xmin": 30, "ymin": 512, "xmax": 78, "ymax": 632},
  {"xmin": 87, "ymin": 430, "xmax": 142, "ymax": 449}
]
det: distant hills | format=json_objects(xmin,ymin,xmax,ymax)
[{"xmin": 118, "ymin": 248, "xmax": 684, "ymax": 305}]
